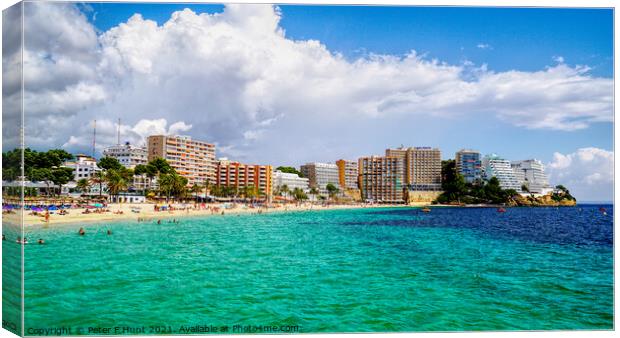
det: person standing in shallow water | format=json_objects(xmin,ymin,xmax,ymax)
[
  {"xmin": 107, "ymin": 230, "xmax": 112, "ymax": 235},
  {"xmin": 78, "ymin": 227, "xmax": 85, "ymax": 236}
]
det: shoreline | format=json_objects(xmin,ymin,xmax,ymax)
[
  {"xmin": 19, "ymin": 202, "xmax": 424, "ymax": 228},
  {"xmin": 9, "ymin": 200, "xmax": 591, "ymax": 229}
]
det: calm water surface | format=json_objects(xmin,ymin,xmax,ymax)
[{"xmin": 4, "ymin": 205, "xmax": 614, "ymax": 333}]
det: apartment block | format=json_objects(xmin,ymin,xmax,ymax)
[
  {"xmin": 102, "ymin": 142, "xmax": 147, "ymax": 169},
  {"xmin": 358, "ymin": 156, "xmax": 405, "ymax": 203},
  {"xmin": 300, "ymin": 162, "xmax": 340, "ymax": 195},
  {"xmin": 216, "ymin": 159, "xmax": 273, "ymax": 197},
  {"xmin": 455, "ymin": 149, "xmax": 482, "ymax": 184},
  {"xmin": 385, "ymin": 146, "xmax": 442, "ymax": 191},
  {"xmin": 511, "ymin": 159, "xmax": 552, "ymax": 195},
  {"xmin": 147, "ymin": 135, "xmax": 216, "ymax": 186},
  {"xmin": 482, "ymin": 154, "xmax": 522, "ymax": 191},
  {"xmin": 63, "ymin": 154, "xmax": 101, "ymax": 181},
  {"xmin": 273, "ymin": 170, "xmax": 309, "ymax": 192},
  {"xmin": 336, "ymin": 159, "xmax": 359, "ymax": 190}
]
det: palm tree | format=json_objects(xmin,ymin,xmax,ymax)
[
  {"xmin": 158, "ymin": 173, "xmax": 175, "ymax": 202},
  {"xmin": 190, "ymin": 183, "xmax": 202, "ymax": 201},
  {"xmin": 280, "ymin": 184, "xmax": 290, "ymax": 200},
  {"xmin": 90, "ymin": 171, "xmax": 106, "ymax": 197},
  {"xmin": 309, "ymin": 187, "xmax": 319, "ymax": 201},
  {"xmin": 76, "ymin": 178, "xmax": 91, "ymax": 195},
  {"xmin": 106, "ymin": 170, "xmax": 129, "ymax": 203}
]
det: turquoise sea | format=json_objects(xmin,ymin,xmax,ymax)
[{"xmin": 3, "ymin": 205, "xmax": 614, "ymax": 334}]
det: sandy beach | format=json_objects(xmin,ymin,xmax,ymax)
[{"xmin": 19, "ymin": 202, "xmax": 426, "ymax": 227}]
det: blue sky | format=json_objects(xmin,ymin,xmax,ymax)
[
  {"xmin": 8, "ymin": 2, "xmax": 613, "ymax": 200},
  {"xmin": 78, "ymin": 3, "xmax": 613, "ymax": 161},
  {"xmin": 83, "ymin": 3, "xmax": 613, "ymax": 77}
]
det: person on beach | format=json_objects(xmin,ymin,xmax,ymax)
[
  {"xmin": 78, "ymin": 227, "xmax": 85, "ymax": 236},
  {"xmin": 44, "ymin": 210, "xmax": 50, "ymax": 223}
]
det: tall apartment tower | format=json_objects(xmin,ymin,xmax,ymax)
[
  {"xmin": 385, "ymin": 146, "xmax": 442, "ymax": 191},
  {"xmin": 511, "ymin": 159, "xmax": 552, "ymax": 195},
  {"xmin": 147, "ymin": 135, "xmax": 216, "ymax": 186},
  {"xmin": 216, "ymin": 159, "xmax": 273, "ymax": 197},
  {"xmin": 482, "ymin": 153, "xmax": 522, "ymax": 191},
  {"xmin": 358, "ymin": 156, "xmax": 404, "ymax": 203},
  {"xmin": 300, "ymin": 162, "xmax": 340, "ymax": 195},
  {"xmin": 335, "ymin": 159, "xmax": 359, "ymax": 190},
  {"xmin": 455, "ymin": 149, "xmax": 482, "ymax": 184}
]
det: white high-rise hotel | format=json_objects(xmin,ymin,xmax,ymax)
[
  {"xmin": 482, "ymin": 154, "xmax": 522, "ymax": 191},
  {"xmin": 511, "ymin": 159, "xmax": 552, "ymax": 195},
  {"xmin": 102, "ymin": 142, "xmax": 148, "ymax": 169}
]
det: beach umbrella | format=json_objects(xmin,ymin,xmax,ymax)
[
  {"xmin": 85, "ymin": 205, "xmax": 96, "ymax": 209},
  {"xmin": 32, "ymin": 207, "xmax": 43, "ymax": 212},
  {"xmin": 48, "ymin": 205, "xmax": 58, "ymax": 211},
  {"xmin": 3, "ymin": 205, "xmax": 12, "ymax": 210},
  {"xmin": 92, "ymin": 203, "xmax": 104, "ymax": 208}
]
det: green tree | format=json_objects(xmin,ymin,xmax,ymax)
[
  {"xmin": 552, "ymin": 185, "xmax": 576, "ymax": 202},
  {"xmin": 90, "ymin": 171, "xmax": 106, "ymax": 197},
  {"xmin": 50, "ymin": 167, "xmax": 75, "ymax": 195},
  {"xmin": 276, "ymin": 166, "xmax": 303, "ymax": 177},
  {"xmin": 309, "ymin": 187, "xmax": 319, "ymax": 200},
  {"xmin": 149, "ymin": 157, "xmax": 173, "ymax": 175},
  {"xmin": 292, "ymin": 187, "xmax": 308, "ymax": 201},
  {"xmin": 279, "ymin": 184, "xmax": 290, "ymax": 199},
  {"xmin": 76, "ymin": 178, "xmax": 91, "ymax": 194},
  {"xmin": 106, "ymin": 169, "xmax": 130, "ymax": 201},
  {"xmin": 98, "ymin": 157, "xmax": 123, "ymax": 171},
  {"xmin": 326, "ymin": 183, "xmax": 339, "ymax": 199},
  {"xmin": 190, "ymin": 183, "xmax": 202, "ymax": 200}
]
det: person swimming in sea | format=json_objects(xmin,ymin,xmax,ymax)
[
  {"xmin": 2, "ymin": 234, "xmax": 5, "ymax": 241},
  {"xmin": 107, "ymin": 230, "xmax": 112, "ymax": 235},
  {"xmin": 38, "ymin": 239, "xmax": 45, "ymax": 244},
  {"xmin": 78, "ymin": 227, "xmax": 85, "ymax": 236}
]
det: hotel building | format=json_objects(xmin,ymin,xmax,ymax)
[
  {"xmin": 482, "ymin": 154, "xmax": 522, "ymax": 191},
  {"xmin": 455, "ymin": 149, "xmax": 482, "ymax": 184},
  {"xmin": 64, "ymin": 154, "xmax": 101, "ymax": 181},
  {"xmin": 273, "ymin": 170, "xmax": 310, "ymax": 192},
  {"xmin": 385, "ymin": 146, "xmax": 442, "ymax": 191},
  {"xmin": 300, "ymin": 162, "xmax": 340, "ymax": 195},
  {"xmin": 511, "ymin": 159, "xmax": 552, "ymax": 195},
  {"xmin": 216, "ymin": 159, "xmax": 273, "ymax": 196},
  {"xmin": 147, "ymin": 135, "xmax": 216, "ymax": 186},
  {"xmin": 358, "ymin": 156, "xmax": 404, "ymax": 203},
  {"xmin": 102, "ymin": 142, "xmax": 148, "ymax": 169},
  {"xmin": 335, "ymin": 159, "xmax": 359, "ymax": 190}
]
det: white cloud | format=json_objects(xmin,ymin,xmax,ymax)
[
  {"xmin": 476, "ymin": 43, "xmax": 492, "ymax": 50},
  {"xmin": 8, "ymin": 3, "xmax": 614, "ymax": 166},
  {"xmin": 62, "ymin": 118, "xmax": 193, "ymax": 152},
  {"xmin": 547, "ymin": 147, "xmax": 614, "ymax": 201},
  {"xmin": 553, "ymin": 55, "xmax": 565, "ymax": 63}
]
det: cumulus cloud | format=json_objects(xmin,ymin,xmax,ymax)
[
  {"xmin": 8, "ymin": 3, "xmax": 614, "ymax": 164},
  {"xmin": 62, "ymin": 118, "xmax": 193, "ymax": 153},
  {"xmin": 476, "ymin": 43, "xmax": 492, "ymax": 50},
  {"xmin": 547, "ymin": 147, "xmax": 613, "ymax": 201}
]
